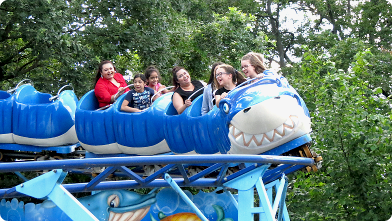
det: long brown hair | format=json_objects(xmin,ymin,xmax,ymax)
[
  {"xmin": 171, "ymin": 66, "xmax": 186, "ymax": 89},
  {"xmin": 94, "ymin": 60, "xmax": 117, "ymax": 86},
  {"xmin": 208, "ymin": 62, "xmax": 224, "ymax": 92},
  {"xmin": 213, "ymin": 64, "xmax": 246, "ymax": 89},
  {"xmin": 241, "ymin": 52, "xmax": 267, "ymax": 74}
]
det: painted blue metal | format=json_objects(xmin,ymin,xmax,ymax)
[
  {"xmin": 223, "ymin": 165, "xmax": 291, "ymax": 221},
  {"xmin": 278, "ymin": 177, "xmax": 289, "ymax": 221},
  {"xmin": 86, "ymin": 167, "xmax": 117, "ymax": 190},
  {"xmin": 271, "ymin": 175, "xmax": 286, "ymax": 215},
  {"xmin": 263, "ymin": 134, "xmax": 311, "ymax": 156},
  {"xmin": 255, "ymin": 177, "xmax": 275, "ymax": 220},
  {"xmin": 224, "ymin": 165, "xmax": 271, "ymax": 191},
  {"xmin": 13, "ymin": 172, "xmax": 28, "ymax": 182},
  {"xmin": 0, "ymin": 155, "xmax": 314, "ymax": 173},
  {"xmin": 263, "ymin": 164, "xmax": 304, "ymax": 184},
  {"xmin": 15, "ymin": 169, "xmax": 99, "ymax": 221},
  {"xmin": 0, "ymin": 155, "xmax": 314, "ymax": 199},
  {"xmin": 223, "ymin": 188, "xmax": 239, "ymax": 209},
  {"xmin": 164, "ymin": 173, "xmax": 208, "ymax": 221}
]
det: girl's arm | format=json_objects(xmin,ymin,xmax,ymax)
[
  {"xmin": 201, "ymin": 86, "xmax": 211, "ymax": 116},
  {"xmin": 215, "ymin": 92, "xmax": 228, "ymax": 107},
  {"xmin": 121, "ymin": 99, "xmax": 142, "ymax": 113},
  {"xmin": 152, "ymin": 90, "xmax": 158, "ymax": 102},
  {"xmin": 173, "ymin": 92, "xmax": 190, "ymax": 114},
  {"xmin": 158, "ymin": 84, "xmax": 169, "ymax": 94}
]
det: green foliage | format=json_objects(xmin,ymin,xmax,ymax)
[
  {"xmin": 287, "ymin": 48, "xmax": 392, "ymax": 220},
  {"xmin": 1, "ymin": 1, "xmax": 392, "ymax": 220},
  {"xmin": 0, "ymin": 0, "xmax": 95, "ymax": 96},
  {"xmin": 0, "ymin": 0, "xmax": 267, "ymax": 94},
  {"xmin": 184, "ymin": 7, "xmax": 269, "ymax": 81}
]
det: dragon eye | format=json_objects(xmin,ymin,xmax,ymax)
[
  {"xmin": 107, "ymin": 194, "xmax": 120, "ymax": 208},
  {"xmin": 223, "ymin": 103, "xmax": 230, "ymax": 114}
]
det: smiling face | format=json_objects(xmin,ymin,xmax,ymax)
[
  {"xmin": 241, "ymin": 59, "xmax": 257, "ymax": 79},
  {"xmin": 101, "ymin": 63, "xmax": 115, "ymax": 80},
  {"xmin": 148, "ymin": 71, "xmax": 159, "ymax": 86},
  {"xmin": 176, "ymin": 69, "xmax": 191, "ymax": 86},
  {"xmin": 215, "ymin": 67, "xmax": 232, "ymax": 86},
  {"xmin": 134, "ymin": 77, "xmax": 146, "ymax": 93}
]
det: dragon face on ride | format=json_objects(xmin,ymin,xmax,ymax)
[{"xmin": 216, "ymin": 75, "xmax": 311, "ymax": 155}]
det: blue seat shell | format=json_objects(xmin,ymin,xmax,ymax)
[{"xmin": 12, "ymin": 85, "xmax": 78, "ymax": 146}]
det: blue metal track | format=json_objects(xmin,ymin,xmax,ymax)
[{"xmin": 0, "ymin": 154, "xmax": 313, "ymax": 199}]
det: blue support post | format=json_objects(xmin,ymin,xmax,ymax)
[
  {"xmin": 224, "ymin": 164, "xmax": 291, "ymax": 221},
  {"xmin": 15, "ymin": 169, "xmax": 99, "ymax": 221},
  {"xmin": 277, "ymin": 176, "xmax": 289, "ymax": 221},
  {"xmin": 223, "ymin": 188, "xmax": 238, "ymax": 209},
  {"xmin": 14, "ymin": 172, "xmax": 29, "ymax": 182},
  {"xmin": 163, "ymin": 173, "xmax": 208, "ymax": 221}
]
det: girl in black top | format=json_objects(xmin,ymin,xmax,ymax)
[
  {"xmin": 214, "ymin": 64, "xmax": 246, "ymax": 107},
  {"xmin": 171, "ymin": 66, "xmax": 205, "ymax": 114}
]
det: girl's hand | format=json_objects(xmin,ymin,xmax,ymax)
[
  {"xmin": 118, "ymin": 87, "xmax": 126, "ymax": 93},
  {"xmin": 221, "ymin": 92, "xmax": 228, "ymax": 99},
  {"xmin": 114, "ymin": 87, "xmax": 126, "ymax": 100},
  {"xmin": 185, "ymin": 99, "xmax": 192, "ymax": 107}
]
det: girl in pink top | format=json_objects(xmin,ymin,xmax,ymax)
[
  {"xmin": 94, "ymin": 60, "xmax": 130, "ymax": 108},
  {"xmin": 144, "ymin": 66, "xmax": 170, "ymax": 97}
]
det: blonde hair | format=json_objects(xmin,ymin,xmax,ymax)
[{"xmin": 241, "ymin": 52, "xmax": 267, "ymax": 74}]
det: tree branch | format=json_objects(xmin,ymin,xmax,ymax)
[
  {"xmin": 0, "ymin": 41, "xmax": 34, "ymax": 66},
  {"xmin": 63, "ymin": 17, "xmax": 99, "ymax": 34},
  {"xmin": 0, "ymin": 21, "xmax": 14, "ymax": 42},
  {"xmin": 18, "ymin": 59, "xmax": 42, "ymax": 76}
]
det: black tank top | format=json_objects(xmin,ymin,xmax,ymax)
[{"xmin": 174, "ymin": 80, "xmax": 204, "ymax": 103}]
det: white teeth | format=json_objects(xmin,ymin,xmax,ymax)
[
  {"xmin": 244, "ymin": 133, "xmax": 253, "ymax": 144},
  {"xmin": 108, "ymin": 208, "xmax": 150, "ymax": 221},
  {"xmin": 254, "ymin": 134, "xmax": 264, "ymax": 143},
  {"xmin": 262, "ymin": 136, "xmax": 270, "ymax": 145},
  {"xmin": 109, "ymin": 212, "xmax": 115, "ymax": 221},
  {"xmin": 274, "ymin": 133, "xmax": 282, "ymax": 141},
  {"xmin": 231, "ymin": 115, "xmax": 298, "ymax": 147},
  {"xmin": 233, "ymin": 127, "xmax": 242, "ymax": 137},
  {"xmin": 230, "ymin": 125, "xmax": 242, "ymax": 137},
  {"xmin": 265, "ymin": 130, "xmax": 274, "ymax": 140},
  {"xmin": 284, "ymin": 119, "xmax": 294, "ymax": 127},
  {"xmin": 284, "ymin": 126, "xmax": 292, "ymax": 135},
  {"xmin": 236, "ymin": 134, "xmax": 243, "ymax": 144},
  {"xmin": 119, "ymin": 212, "xmax": 133, "ymax": 221},
  {"xmin": 291, "ymin": 116, "xmax": 299, "ymax": 125},
  {"xmin": 112, "ymin": 213, "xmax": 122, "ymax": 221},
  {"xmin": 276, "ymin": 125, "xmax": 284, "ymax": 135},
  {"xmin": 130, "ymin": 208, "xmax": 147, "ymax": 221},
  {"xmin": 248, "ymin": 139, "xmax": 258, "ymax": 148}
]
